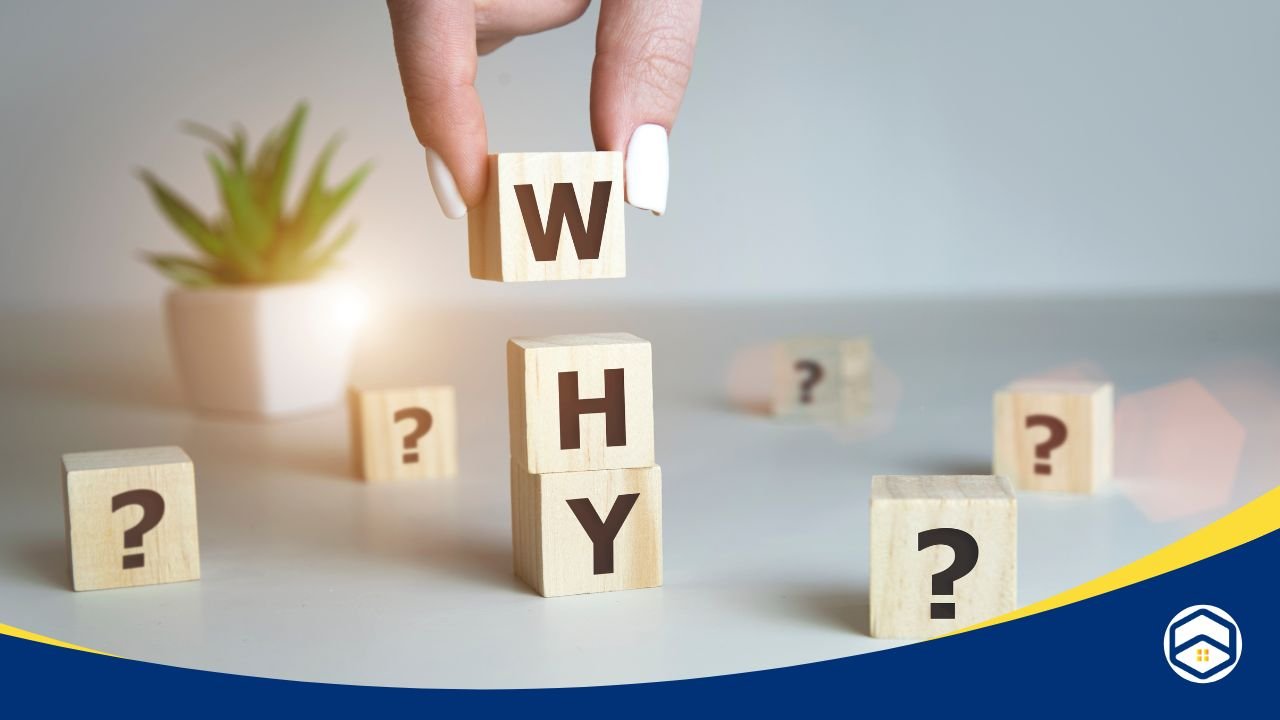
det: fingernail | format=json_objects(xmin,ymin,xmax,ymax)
[
  {"xmin": 425, "ymin": 147, "xmax": 467, "ymax": 219},
  {"xmin": 625, "ymin": 124, "xmax": 668, "ymax": 216}
]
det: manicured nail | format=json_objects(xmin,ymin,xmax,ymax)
[
  {"xmin": 625, "ymin": 124, "xmax": 668, "ymax": 215},
  {"xmin": 425, "ymin": 147, "xmax": 466, "ymax": 219}
]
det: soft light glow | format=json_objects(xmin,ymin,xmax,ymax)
[{"xmin": 330, "ymin": 284, "xmax": 369, "ymax": 335}]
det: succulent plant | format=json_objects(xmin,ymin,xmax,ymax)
[{"xmin": 140, "ymin": 103, "xmax": 371, "ymax": 287}]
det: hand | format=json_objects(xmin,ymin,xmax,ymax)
[{"xmin": 387, "ymin": 0, "xmax": 701, "ymax": 218}]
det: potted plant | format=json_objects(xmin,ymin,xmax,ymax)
[{"xmin": 140, "ymin": 103, "xmax": 371, "ymax": 417}]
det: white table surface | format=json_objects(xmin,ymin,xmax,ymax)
[{"xmin": 1, "ymin": 295, "xmax": 1275, "ymax": 688}]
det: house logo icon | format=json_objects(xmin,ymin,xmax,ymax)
[{"xmin": 1164, "ymin": 605, "xmax": 1241, "ymax": 683}]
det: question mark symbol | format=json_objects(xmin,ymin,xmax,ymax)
[
  {"xmin": 111, "ymin": 490, "xmax": 165, "ymax": 570},
  {"xmin": 394, "ymin": 407, "xmax": 433, "ymax": 464},
  {"xmin": 918, "ymin": 528, "xmax": 979, "ymax": 619},
  {"xmin": 1025, "ymin": 414, "xmax": 1068, "ymax": 474},
  {"xmin": 794, "ymin": 360, "xmax": 824, "ymax": 404}
]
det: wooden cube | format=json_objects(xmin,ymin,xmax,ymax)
[
  {"xmin": 993, "ymin": 380, "xmax": 1114, "ymax": 493},
  {"xmin": 870, "ymin": 475, "xmax": 1016, "ymax": 638},
  {"xmin": 771, "ymin": 337, "xmax": 872, "ymax": 421},
  {"xmin": 62, "ymin": 446, "xmax": 201, "ymax": 592},
  {"xmin": 507, "ymin": 333, "xmax": 654, "ymax": 474},
  {"xmin": 469, "ymin": 152, "xmax": 625, "ymax": 282},
  {"xmin": 511, "ymin": 460, "xmax": 662, "ymax": 597},
  {"xmin": 348, "ymin": 385, "xmax": 458, "ymax": 481}
]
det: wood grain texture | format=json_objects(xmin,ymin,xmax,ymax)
[
  {"xmin": 771, "ymin": 337, "xmax": 872, "ymax": 421},
  {"xmin": 511, "ymin": 460, "xmax": 662, "ymax": 597},
  {"xmin": 993, "ymin": 380, "xmax": 1114, "ymax": 493},
  {"xmin": 348, "ymin": 385, "xmax": 458, "ymax": 481},
  {"xmin": 507, "ymin": 333, "xmax": 654, "ymax": 474},
  {"xmin": 469, "ymin": 152, "xmax": 625, "ymax": 282},
  {"xmin": 62, "ymin": 446, "xmax": 201, "ymax": 592},
  {"xmin": 869, "ymin": 475, "xmax": 1016, "ymax": 638}
]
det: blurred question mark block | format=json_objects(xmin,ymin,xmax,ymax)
[
  {"xmin": 993, "ymin": 380, "xmax": 1114, "ymax": 493},
  {"xmin": 511, "ymin": 462, "xmax": 663, "ymax": 597},
  {"xmin": 469, "ymin": 152, "xmax": 625, "ymax": 282},
  {"xmin": 61, "ymin": 446, "xmax": 201, "ymax": 592},
  {"xmin": 870, "ymin": 475, "xmax": 1017, "ymax": 639},
  {"xmin": 770, "ymin": 338, "xmax": 872, "ymax": 422},
  {"xmin": 508, "ymin": 333, "xmax": 660, "ymax": 596},
  {"xmin": 347, "ymin": 385, "xmax": 458, "ymax": 481}
]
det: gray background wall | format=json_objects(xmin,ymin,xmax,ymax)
[{"xmin": 2, "ymin": 0, "xmax": 1277, "ymax": 311}]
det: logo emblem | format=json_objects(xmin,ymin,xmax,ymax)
[{"xmin": 1164, "ymin": 605, "xmax": 1241, "ymax": 683}]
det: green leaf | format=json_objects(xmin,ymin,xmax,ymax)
[
  {"xmin": 265, "ymin": 103, "xmax": 307, "ymax": 231},
  {"xmin": 181, "ymin": 121, "xmax": 247, "ymax": 170},
  {"xmin": 325, "ymin": 161, "xmax": 372, "ymax": 218},
  {"xmin": 289, "ymin": 134, "xmax": 342, "ymax": 247},
  {"xmin": 208, "ymin": 153, "xmax": 267, "ymax": 275},
  {"xmin": 293, "ymin": 222, "xmax": 356, "ymax": 280},
  {"xmin": 138, "ymin": 170, "xmax": 223, "ymax": 258},
  {"xmin": 296, "ymin": 159, "xmax": 371, "ymax": 255},
  {"xmin": 144, "ymin": 253, "xmax": 220, "ymax": 287}
]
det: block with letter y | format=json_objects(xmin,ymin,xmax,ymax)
[
  {"xmin": 511, "ymin": 461, "xmax": 662, "ymax": 597},
  {"xmin": 507, "ymin": 332, "xmax": 661, "ymax": 596},
  {"xmin": 469, "ymin": 152, "xmax": 625, "ymax": 282}
]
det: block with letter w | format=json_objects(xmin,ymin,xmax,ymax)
[{"xmin": 468, "ymin": 151, "xmax": 625, "ymax": 282}]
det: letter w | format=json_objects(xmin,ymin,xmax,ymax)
[{"xmin": 514, "ymin": 181, "xmax": 613, "ymax": 261}]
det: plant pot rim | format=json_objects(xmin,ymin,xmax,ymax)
[{"xmin": 166, "ymin": 279, "xmax": 346, "ymax": 296}]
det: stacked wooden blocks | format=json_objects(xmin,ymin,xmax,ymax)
[{"xmin": 507, "ymin": 333, "xmax": 662, "ymax": 597}]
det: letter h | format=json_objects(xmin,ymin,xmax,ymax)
[{"xmin": 558, "ymin": 368, "xmax": 626, "ymax": 450}]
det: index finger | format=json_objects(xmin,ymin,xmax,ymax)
[{"xmin": 388, "ymin": 0, "xmax": 489, "ymax": 216}]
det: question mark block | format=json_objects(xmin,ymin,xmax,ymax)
[
  {"xmin": 511, "ymin": 460, "xmax": 662, "ymax": 597},
  {"xmin": 508, "ymin": 333, "xmax": 654, "ymax": 474},
  {"xmin": 348, "ymin": 385, "xmax": 458, "ymax": 481},
  {"xmin": 61, "ymin": 446, "xmax": 201, "ymax": 592},
  {"xmin": 469, "ymin": 152, "xmax": 626, "ymax": 282},
  {"xmin": 770, "ymin": 337, "xmax": 872, "ymax": 421},
  {"xmin": 993, "ymin": 380, "xmax": 1114, "ymax": 493},
  {"xmin": 870, "ymin": 475, "xmax": 1016, "ymax": 638}
]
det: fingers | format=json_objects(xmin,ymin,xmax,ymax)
[
  {"xmin": 388, "ymin": 0, "xmax": 487, "ymax": 217},
  {"xmin": 475, "ymin": 0, "xmax": 592, "ymax": 48},
  {"xmin": 591, "ymin": 0, "xmax": 701, "ymax": 214}
]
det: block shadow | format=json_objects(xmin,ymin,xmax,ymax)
[{"xmin": 6, "ymin": 536, "xmax": 68, "ymax": 590}]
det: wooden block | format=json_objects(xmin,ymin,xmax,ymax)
[
  {"xmin": 993, "ymin": 380, "xmax": 1114, "ymax": 493},
  {"xmin": 348, "ymin": 385, "xmax": 458, "ymax": 481},
  {"xmin": 507, "ymin": 333, "xmax": 654, "ymax": 474},
  {"xmin": 511, "ymin": 460, "xmax": 662, "ymax": 597},
  {"xmin": 771, "ymin": 337, "xmax": 872, "ymax": 421},
  {"xmin": 62, "ymin": 446, "xmax": 201, "ymax": 592},
  {"xmin": 469, "ymin": 152, "xmax": 625, "ymax": 282},
  {"xmin": 870, "ymin": 475, "xmax": 1016, "ymax": 638}
]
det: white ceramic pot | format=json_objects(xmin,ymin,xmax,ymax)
[{"xmin": 165, "ymin": 281, "xmax": 364, "ymax": 417}]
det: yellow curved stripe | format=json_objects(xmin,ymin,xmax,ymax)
[
  {"xmin": 0, "ymin": 623, "xmax": 110, "ymax": 655},
  {"xmin": 958, "ymin": 484, "xmax": 1280, "ymax": 634}
]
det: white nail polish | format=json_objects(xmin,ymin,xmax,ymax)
[
  {"xmin": 625, "ymin": 124, "xmax": 669, "ymax": 216},
  {"xmin": 425, "ymin": 147, "xmax": 467, "ymax": 220}
]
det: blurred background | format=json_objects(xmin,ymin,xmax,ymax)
[{"xmin": 3, "ymin": 0, "xmax": 1278, "ymax": 311}]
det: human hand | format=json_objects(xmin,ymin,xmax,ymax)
[{"xmin": 387, "ymin": 0, "xmax": 701, "ymax": 218}]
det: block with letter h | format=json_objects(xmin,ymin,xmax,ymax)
[
  {"xmin": 469, "ymin": 152, "xmax": 625, "ymax": 282},
  {"xmin": 507, "ymin": 333, "xmax": 661, "ymax": 597}
]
